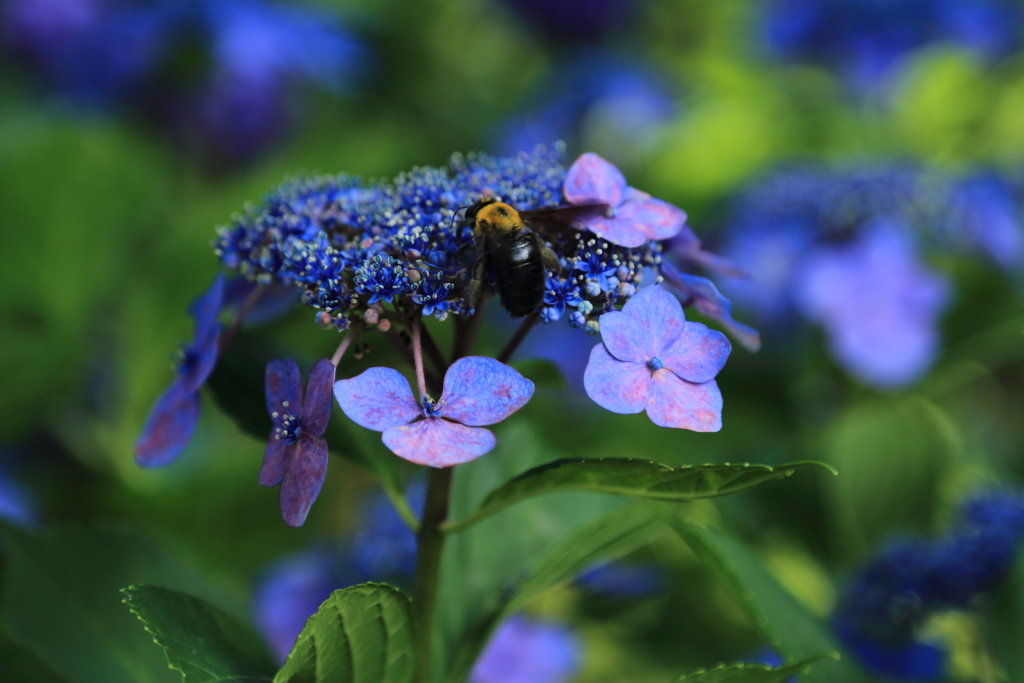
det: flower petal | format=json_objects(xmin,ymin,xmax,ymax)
[
  {"xmin": 583, "ymin": 344, "xmax": 649, "ymax": 414},
  {"xmin": 333, "ymin": 367, "xmax": 420, "ymax": 432},
  {"xmin": 661, "ymin": 263, "xmax": 761, "ymax": 352},
  {"xmin": 582, "ymin": 216, "xmax": 649, "ymax": 248},
  {"xmin": 134, "ymin": 382, "xmax": 200, "ymax": 468},
  {"xmin": 440, "ymin": 356, "xmax": 535, "ymax": 427},
  {"xmin": 266, "ymin": 358, "xmax": 304, "ymax": 417},
  {"xmin": 616, "ymin": 196, "xmax": 687, "ymax": 241},
  {"xmin": 279, "ymin": 433, "xmax": 328, "ymax": 527},
  {"xmin": 189, "ymin": 272, "xmax": 226, "ymax": 344},
  {"xmin": 597, "ymin": 311, "xmax": 651, "ymax": 363},
  {"xmin": 179, "ymin": 320, "xmax": 221, "ymax": 394},
  {"xmin": 564, "ymin": 152, "xmax": 627, "ymax": 206},
  {"xmin": 259, "ymin": 436, "xmax": 291, "ymax": 487},
  {"xmin": 300, "ymin": 359, "xmax": 337, "ymax": 437},
  {"xmin": 223, "ymin": 278, "xmax": 299, "ymax": 326},
  {"xmin": 620, "ymin": 285, "xmax": 687, "ymax": 356},
  {"xmin": 646, "ymin": 370, "xmax": 722, "ymax": 432},
  {"xmin": 382, "ymin": 419, "xmax": 497, "ymax": 467},
  {"xmin": 660, "ymin": 323, "xmax": 731, "ymax": 384}
]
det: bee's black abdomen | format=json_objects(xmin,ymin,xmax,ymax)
[{"xmin": 489, "ymin": 234, "xmax": 545, "ymax": 317}]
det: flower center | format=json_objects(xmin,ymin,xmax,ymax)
[
  {"xmin": 272, "ymin": 407, "xmax": 302, "ymax": 445},
  {"xmin": 421, "ymin": 395, "xmax": 444, "ymax": 418},
  {"xmin": 647, "ymin": 356, "xmax": 664, "ymax": 371}
]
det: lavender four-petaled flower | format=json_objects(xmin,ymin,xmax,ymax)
[
  {"xmin": 135, "ymin": 273, "xmax": 225, "ymax": 467},
  {"xmin": 584, "ymin": 285, "xmax": 731, "ymax": 430},
  {"xmin": 261, "ymin": 358, "xmax": 337, "ymax": 527},
  {"xmin": 563, "ymin": 152, "xmax": 687, "ymax": 248},
  {"xmin": 334, "ymin": 357, "xmax": 534, "ymax": 467}
]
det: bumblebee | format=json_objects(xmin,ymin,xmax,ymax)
[{"xmin": 462, "ymin": 197, "xmax": 607, "ymax": 317}]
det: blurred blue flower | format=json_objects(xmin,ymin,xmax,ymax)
[
  {"xmin": 351, "ymin": 482, "xmax": 424, "ymax": 580},
  {"xmin": 714, "ymin": 164, "xmax": 1024, "ymax": 387},
  {"xmin": 253, "ymin": 483, "xmax": 422, "ymax": 662},
  {"xmin": 1, "ymin": 0, "xmax": 174, "ymax": 105},
  {"xmin": 759, "ymin": 0, "xmax": 1024, "ymax": 92},
  {"xmin": 253, "ymin": 544, "xmax": 355, "ymax": 663},
  {"xmin": 576, "ymin": 561, "xmax": 665, "ymax": 598},
  {"xmin": 135, "ymin": 273, "xmax": 224, "ymax": 468},
  {"xmin": 260, "ymin": 358, "xmax": 337, "ymax": 528},
  {"xmin": 793, "ymin": 221, "xmax": 949, "ymax": 390},
  {"xmin": 1, "ymin": 0, "xmax": 365, "ymax": 166},
  {"xmin": 944, "ymin": 172, "xmax": 1024, "ymax": 271},
  {"xmin": 834, "ymin": 489, "xmax": 1024, "ymax": 680},
  {"xmin": 0, "ymin": 466, "xmax": 38, "ymax": 529},
  {"xmin": 497, "ymin": 50, "xmax": 675, "ymax": 163},
  {"xmin": 470, "ymin": 614, "xmax": 582, "ymax": 683}
]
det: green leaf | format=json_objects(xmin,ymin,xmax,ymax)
[
  {"xmin": 443, "ymin": 503, "xmax": 665, "ymax": 683},
  {"xmin": 510, "ymin": 359, "xmax": 567, "ymax": 391},
  {"xmin": 1, "ymin": 525, "xmax": 241, "ymax": 683},
  {"xmin": 274, "ymin": 583, "xmax": 414, "ymax": 683},
  {"xmin": 207, "ymin": 332, "xmax": 407, "ymax": 508},
  {"xmin": 672, "ymin": 522, "xmax": 870, "ymax": 683},
  {"xmin": 122, "ymin": 585, "xmax": 277, "ymax": 683},
  {"xmin": 444, "ymin": 459, "xmax": 834, "ymax": 533},
  {"xmin": 435, "ymin": 423, "xmax": 662, "ymax": 683},
  {"xmin": 675, "ymin": 654, "xmax": 839, "ymax": 683},
  {"xmin": 986, "ymin": 550, "xmax": 1024, "ymax": 681},
  {"xmin": 821, "ymin": 396, "xmax": 959, "ymax": 559},
  {"xmin": 205, "ymin": 332, "xmax": 275, "ymax": 443}
]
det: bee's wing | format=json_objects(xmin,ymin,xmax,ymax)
[{"xmin": 519, "ymin": 203, "xmax": 610, "ymax": 235}]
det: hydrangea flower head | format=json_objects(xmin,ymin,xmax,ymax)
[
  {"xmin": 260, "ymin": 357, "xmax": 337, "ymax": 527},
  {"xmin": 212, "ymin": 146, "xmax": 755, "ymax": 348},
  {"xmin": 334, "ymin": 357, "xmax": 534, "ymax": 467},
  {"xmin": 470, "ymin": 614, "xmax": 582, "ymax": 683},
  {"xmin": 834, "ymin": 489, "xmax": 1024, "ymax": 679},
  {"xmin": 135, "ymin": 273, "xmax": 225, "ymax": 468},
  {"xmin": 2, "ymin": 0, "xmax": 365, "ymax": 167},
  {"xmin": 564, "ymin": 152, "xmax": 687, "ymax": 248},
  {"xmin": 760, "ymin": 0, "xmax": 1023, "ymax": 92},
  {"xmin": 584, "ymin": 285, "xmax": 730, "ymax": 430}
]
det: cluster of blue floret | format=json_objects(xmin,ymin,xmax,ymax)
[
  {"xmin": 834, "ymin": 490, "xmax": 1024, "ymax": 679},
  {"xmin": 214, "ymin": 144, "xmax": 663, "ymax": 335}
]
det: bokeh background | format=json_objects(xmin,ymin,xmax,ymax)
[{"xmin": 2, "ymin": 0, "xmax": 1024, "ymax": 681}]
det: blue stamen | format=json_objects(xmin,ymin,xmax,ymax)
[{"xmin": 647, "ymin": 356, "xmax": 663, "ymax": 371}]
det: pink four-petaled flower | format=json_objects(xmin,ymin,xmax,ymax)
[
  {"xmin": 334, "ymin": 356, "xmax": 535, "ymax": 467},
  {"xmin": 563, "ymin": 152, "xmax": 687, "ymax": 248},
  {"xmin": 584, "ymin": 285, "xmax": 731, "ymax": 431}
]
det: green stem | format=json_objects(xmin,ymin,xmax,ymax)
[{"xmin": 412, "ymin": 466, "xmax": 453, "ymax": 683}]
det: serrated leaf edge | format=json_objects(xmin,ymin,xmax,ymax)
[{"xmin": 444, "ymin": 460, "xmax": 835, "ymax": 534}]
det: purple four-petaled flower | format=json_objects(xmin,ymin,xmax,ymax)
[
  {"xmin": 563, "ymin": 152, "xmax": 687, "ymax": 248},
  {"xmin": 261, "ymin": 358, "xmax": 337, "ymax": 527},
  {"xmin": 334, "ymin": 357, "xmax": 534, "ymax": 467},
  {"xmin": 135, "ymin": 273, "xmax": 225, "ymax": 467},
  {"xmin": 584, "ymin": 285, "xmax": 731, "ymax": 431}
]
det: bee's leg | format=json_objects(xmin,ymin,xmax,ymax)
[
  {"xmin": 531, "ymin": 233, "xmax": 562, "ymax": 275},
  {"xmin": 464, "ymin": 255, "xmax": 487, "ymax": 311}
]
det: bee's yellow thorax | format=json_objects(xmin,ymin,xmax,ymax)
[{"xmin": 474, "ymin": 202, "xmax": 523, "ymax": 237}]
